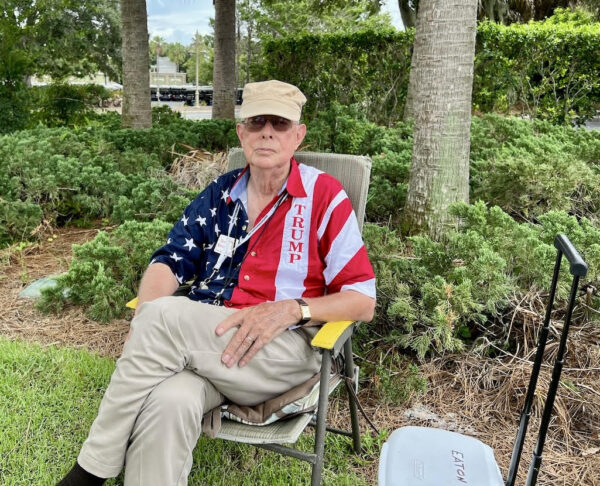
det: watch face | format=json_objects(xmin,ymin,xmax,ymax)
[{"xmin": 300, "ymin": 306, "xmax": 311, "ymax": 320}]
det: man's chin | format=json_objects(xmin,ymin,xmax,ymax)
[{"xmin": 249, "ymin": 152, "xmax": 288, "ymax": 168}]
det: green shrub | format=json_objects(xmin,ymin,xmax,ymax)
[
  {"xmin": 0, "ymin": 83, "xmax": 30, "ymax": 134},
  {"xmin": 475, "ymin": 12, "xmax": 600, "ymax": 124},
  {"xmin": 0, "ymin": 117, "xmax": 238, "ymax": 247},
  {"xmin": 304, "ymin": 104, "xmax": 413, "ymax": 224},
  {"xmin": 111, "ymin": 178, "xmax": 195, "ymax": 224},
  {"xmin": 259, "ymin": 28, "xmax": 414, "ymax": 125},
  {"xmin": 0, "ymin": 129, "xmax": 176, "ymax": 230},
  {"xmin": 37, "ymin": 220, "xmax": 173, "ymax": 322},
  {"xmin": 29, "ymin": 83, "xmax": 112, "ymax": 128},
  {"xmin": 259, "ymin": 11, "xmax": 600, "ymax": 125},
  {"xmin": 363, "ymin": 202, "xmax": 600, "ymax": 359},
  {"xmin": 373, "ymin": 356, "xmax": 427, "ymax": 406},
  {"xmin": 102, "ymin": 116, "xmax": 238, "ymax": 166},
  {"xmin": 0, "ymin": 199, "xmax": 43, "ymax": 245},
  {"xmin": 470, "ymin": 115, "xmax": 600, "ymax": 220},
  {"xmin": 0, "ymin": 25, "xmax": 31, "ymax": 134}
]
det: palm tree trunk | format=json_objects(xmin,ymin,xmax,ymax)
[
  {"xmin": 212, "ymin": 0, "xmax": 236, "ymax": 120},
  {"xmin": 401, "ymin": 0, "xmax": 478, "ymax": 240},
  {"xmin": 121, "ymin": 0, "xmax": 151, "ymax": 129},
  {"xmin": 398, "ymin": 0, "xmax": 417, "ymax": 28}
]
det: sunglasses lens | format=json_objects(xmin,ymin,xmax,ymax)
[
  {"xmin": 245, "ymin": 116, "xmax": 293, "ymax": 132},
  {"xmin": 271, "ymin": 117, "xmax": 293, "ymax": 131}
]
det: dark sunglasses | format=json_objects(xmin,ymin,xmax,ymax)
[{"xmin": 243, "ymin": 115, "xmax": 294, "ymax": 132}]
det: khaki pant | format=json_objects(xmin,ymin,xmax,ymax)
[{"xmin": 77, "ymin": 296, "xmax": 321, "ymax": 485}]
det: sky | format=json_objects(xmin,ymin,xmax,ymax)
[{"xmin": 146, "ymin": 0, "xmax": 405, "ymax": 45}]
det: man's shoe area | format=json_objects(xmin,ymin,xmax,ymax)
[{"xmin": 57, "ymin": 462, "xmax": 106, "ymax": 486}]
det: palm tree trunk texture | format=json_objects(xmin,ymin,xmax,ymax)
[
  {"xmin": 402, "ymin": 0, "xmax": 478, "ymax": 240},
  {"xmin": 212, "ymin": 0, "xmax": 236, "ymax": 120},
  {"xmin": 121, "ymin": 0, "xmax": 152, "ymax": 129}
]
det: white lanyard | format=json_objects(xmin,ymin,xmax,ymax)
[{"xmin": 212, "ymin": 192, "xmax": 288, "ymax": 273}]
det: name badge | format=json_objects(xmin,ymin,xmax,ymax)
[{"xmin": 215, "ymin": 235, "xmax": 236, "ymax": 258}]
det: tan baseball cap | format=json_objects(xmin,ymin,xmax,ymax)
[{"xmin": 240, "ymin": 80, "xmax": 307, "ymax": 122}]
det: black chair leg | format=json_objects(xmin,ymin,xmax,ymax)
[
  {"xmin": 312, "ymin": 349, "xmax": 332, "ymax": 486},
  {"xmin": 344, "ymin": 338, "xmax": 362, "ymax": 454}
]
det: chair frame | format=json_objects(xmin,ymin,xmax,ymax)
[{"xmin": 257, "ymin": 332, "xmax": 362, "ymax": 485}]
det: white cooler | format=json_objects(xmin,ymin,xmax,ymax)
[{"xmin": 378, "ymin": 426, "xmax": 504, "ymax": 486}]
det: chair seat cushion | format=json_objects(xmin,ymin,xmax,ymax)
[
  {"xmin": 217, "ymin": 412, "xmax": 315, "ymax": 445},
  {"xmin": 221, "ymin": 370, "xmax": 342, "ymax": 427}
]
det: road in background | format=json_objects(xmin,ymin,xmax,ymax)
[
  {"xmin": 132, "ymin": 102, "xmax": 600, "ymax": 129},
  {"xmin": 152, "ymin": 101, "xmax": 240, "ymax": 120}
]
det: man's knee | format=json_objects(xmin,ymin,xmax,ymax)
[
  {"xmin": 131, "ymin": 296, "xmax": 184, "ymax": 336},
  {"xmin": 143, "ymin": 372, "xmax": 208, "ymax": 424}
]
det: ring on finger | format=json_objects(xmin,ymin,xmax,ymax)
[{"xmin": 245, "ymin": 335, "xmax": 256, "ymax": 344}]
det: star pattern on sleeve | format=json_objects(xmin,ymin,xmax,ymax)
[
  {"xmin": 175, "ymin": 273, "xmax": 183, "ymax": 284},
  {"xmin": 215, "ymin": 224, "xmax": 221, "ymax": 236},
  {"xmin": 210, "ymin": 207, "xmax": 217, "ymax": 217},
  {"xmin": 170, "ymin": 252, "xmax": 183, "ymax": 262},
  {"xmin": 181, "ymin": 215, "xmax": 189, "ymax": 226},
  {"xmin": 195, "ymin": 215, "xmax": 207, "ymax": 226},
  {"xmin": 184, "ymin": 238, "xmax": 196, "ymax": 251},
  {"xmin": 221, "ymin": 189, "xmax": 230, "ymax": 201}
]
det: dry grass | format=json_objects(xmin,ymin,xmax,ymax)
[
  {"xmin": 1, "ymin": 225, "xmax": 599, "ymax": 485},
  {"xmin": 169, "ymin": 145, "xmax": 229, "ymax": 190}
]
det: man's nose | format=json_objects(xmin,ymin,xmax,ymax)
[{"xmin": 260, "ymin": 120, "xmax": 275, "ymax": 137}]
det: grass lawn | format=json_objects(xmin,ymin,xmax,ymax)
[{"xmin": 0, "ymin": 337, "xmax": 371, "ymax": 485}]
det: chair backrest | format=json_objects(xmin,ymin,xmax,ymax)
[{"xmin": 227, "ymin": 148, "xmax": 372, "ymax": 232}]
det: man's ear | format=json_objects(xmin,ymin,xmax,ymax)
[
  {"xmin": 236, "ymin": 123, "xmax": 244, "ymax": 143},
  {"xmin": 295, "ymin": 123, "xmax": 307, "ymax": 149}
]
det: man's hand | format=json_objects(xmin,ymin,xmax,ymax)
[{"xmin": 216, "ymin": 300, "xmax": 301, "ymax": 368}]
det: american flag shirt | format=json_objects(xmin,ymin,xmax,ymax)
[{"xmin": 149, "ymin": 157, "xmax": 376, "ymax": 308}]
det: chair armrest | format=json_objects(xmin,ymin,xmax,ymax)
[
  {"xmin": 126, "ymin": 297, "xmax": 138, "ymax": 309},
  {"xmin": 311, "ymin": 321, "xmax": 355, "ymax": 356}
]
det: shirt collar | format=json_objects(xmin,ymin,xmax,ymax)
[{"xmin": 228, "ymin": 157, "xmax": 306, "ymax": 204}]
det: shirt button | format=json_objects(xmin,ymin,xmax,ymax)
[
  {"xmin": 250, "ymin": 251, "xmax": 257, "ymax": 257},
  {"xmin": 242, "ymin": 225, "xmax": 247, "ymax": 231},
  {"xmin": 244, "ymin": 275, "xmax": 250, "ymax": 281}
]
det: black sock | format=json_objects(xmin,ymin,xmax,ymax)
[{"xmin": 57, "ymin": 462, "xmax": 106, "ymax": 486}]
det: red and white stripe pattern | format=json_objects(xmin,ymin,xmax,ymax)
[{"xmin": 227, "ymin": 160, "xmax": 375, "ymax": 308}]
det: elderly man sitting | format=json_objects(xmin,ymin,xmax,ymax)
[{"xmin": 58, "ymin": 80, "xmax": 376, "ymax": 486}]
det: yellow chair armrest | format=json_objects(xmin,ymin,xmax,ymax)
[
  {"xmin": 126, "ymin": 297, "xmax": 138, "ymax": 309},
  {"xmin": 311, "ymin": 320, "xmax": 354, "ymax": 350}
]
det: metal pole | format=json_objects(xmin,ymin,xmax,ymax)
[
  {"xmin": 195, "ymin": 31, "xmax": 200, "ymax": 107},
  {"xmin": 344, "ymin": 338, "xmax": 362, "ymax": 454},
  {"xmin": 505, "ymin": 250, "xmax": 562, "ymax": 486},
  {"xmin": 525, "ymin": 275, "xmax": 580, "ymax": 486},
  {"xmin": 311, "ymin": 350, "xmax": 331, "ymax": 486}
]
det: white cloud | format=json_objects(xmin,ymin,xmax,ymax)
[{"xmin": 147, "ymin": 1, "xmax": 214, "ymax": 44}]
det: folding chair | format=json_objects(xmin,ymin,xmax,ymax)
[
  {"xmin": 126, "ymin": 149, "xmax": 373, "ymax": 483},
  {"xmin": 378, "ymin": 234, "xmax": 588, "ymax": 486},
  {"xmin": 214, "ymin": 148, "xmax": 372, "ymax": 485}
]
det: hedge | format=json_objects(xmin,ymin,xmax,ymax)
[{"xmin": 258, "ymin": 10, "xmax": 600, "ymax": 125}]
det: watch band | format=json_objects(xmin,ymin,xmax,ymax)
[{"xmin": 294, "ymin": 298, "xmax": 311, "ymax": 326}]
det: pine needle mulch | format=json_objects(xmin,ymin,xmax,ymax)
[
  {"xmin": 1, "ymin": 226, "xmax": 599, "ymax": 485},
  {"xmin": 0, "ymin": 225, "xmax": 129, "ymax": 358}
]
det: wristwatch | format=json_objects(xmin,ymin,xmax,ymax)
[{"xmin": 294, "ymin": 298, "xmax": 311, "ymax": 326}]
